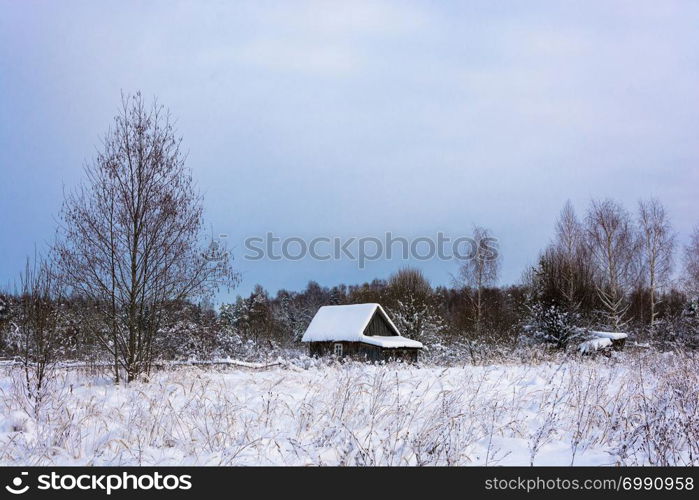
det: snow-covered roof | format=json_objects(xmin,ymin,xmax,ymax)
[
  {"xmin": 361, "ymin": 335, "xmax": 423, "ymax": 348},
  {"xmin": 579, "ymin": 337, "xmax": 612, "ymax": 354},
  {"xmin": 301, "ymin": 303, "xmax": 423, "ymax": 349},
  {"xmin": 590, "ymin": 331, "xmax": 628, "ymax": 340}
]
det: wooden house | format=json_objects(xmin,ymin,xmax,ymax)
[{"xmin": 301, "ymin": 303, "xmax": 423, "ymax": 362}]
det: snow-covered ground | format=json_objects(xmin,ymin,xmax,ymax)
[{"xmin": 0, "ymin": 351, "xmax": 697, "ymax": 466}]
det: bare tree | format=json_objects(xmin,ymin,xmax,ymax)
[
  {"xmin": 388, "ymin": 267, "xmax": 432, "ymax": 298},
  {"xmin": 637, "ymin": 199, "xmax": 675, "ymax": 328},
  {"xmin": 56, "ymin": 92, "xmax": 237, "ymax": 382},
  {"xmin": 555, "ymin": 201, "xmax": 581, "ymax": 305},
  {"xmin": 455, "ymin": 226, "xmax": 500, "ymax": 332},
  {"xmin": 13, "ymin": 256, "xmax": 65, "ymax": 415},
  {"xmin": 585, "ymin": 199, "xmax": 639, "ymax": 330},
  {"xmin": 684, "ymin": 226, "xmax": 699, "ymax": 296},
  {"xmin": 553, "ymin": 200, "xmax": 596, "ymax": 309}
]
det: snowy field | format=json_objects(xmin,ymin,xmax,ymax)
[{"xmin": 0, "ymin": 351, "xmax": 697, "ymax": 466}]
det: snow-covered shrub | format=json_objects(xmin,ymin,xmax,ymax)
[
  {"xmin": 153, "ymin": 302, "xmax": 218, "ymax": 360},
  {"xmin": 219, "ymin": 286, "xmax": 283, "ymax": 344},
  {"xmin": 212, "ymin": 328, "xmax": 263, "ymax": 360},
  {"xmin": 386, "ymin": 295, "xmax": 445, "ymax": 345},
  {"xmin": 215, "ymin": 306, "xmax": 305, "ymax": 361},
  {"xmin": 421, "ymin": 339, "xmax": 509, "ymax": 365},
  {"xmin": 523, "ymin": 302, "xmax": 583, "ymax": 349},
  {"xmin": 667, "ymin": 297, "xmax": 699, "ymax": 349},
  {"xmin": 0, "ymin": 294, "xmax": 15, "ymax": 355},
  {"xmin": 642, "ymin": 299, "xmax": 699, "ymax": 349},
  {"xmin": 0, "ymin": 294, "xmax": 9, "ymax": 322},
  {"xmin": 271, "ymin": 291, "xmax": 316, "ymax": 342},
  {"xmin": 679, "ymin": 298, "xmax": 699, "ymax": 348}
]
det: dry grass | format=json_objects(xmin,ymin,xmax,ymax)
[{"xmin": 0, "ymin": 350, "xmax": 696, "ymax": 465}]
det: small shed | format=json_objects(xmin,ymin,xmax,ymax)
[
  {"xmin": 579, "ymin": 331, "xmax": 628, "ymax": 355},
  {"xmin": 301, "ymin": 303, "xmax": 423, "ymax": 362}
]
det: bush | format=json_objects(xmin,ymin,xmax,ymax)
[{"xmin": 523, "ymin": 302, "xmax": 583, "ymax": 350}]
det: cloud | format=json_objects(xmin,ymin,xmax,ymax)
[
  {"xmin": 188, "ymin": 0, "xmax": 433, "ymax": 77},
  {"xmin": 230, "ymin": 39, "xmax": 359, "ymax": 76},
  {"xmin": 0, "ymin": 0, "xmax": 697, "ymax": 295}
]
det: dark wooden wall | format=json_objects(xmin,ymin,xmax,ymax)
[
  {"xmin": 363, "ymin": 310, "xmax": 397, "ymax": 337},
  {"xmin": 308, "ymin": 341, "xmax": 418, "ymax": 362}
]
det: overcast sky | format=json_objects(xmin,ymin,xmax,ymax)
[{"xmin": 1, "ymin": 1, "xmax": 698, "ymax": 299}]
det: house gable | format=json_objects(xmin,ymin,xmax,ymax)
[{"xmin": 363, "ymin": 309, "xmax": 398, "ymax": 337}]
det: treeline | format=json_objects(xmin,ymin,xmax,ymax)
[
  {"xmin": 1, "ymin": 92, "xmax": 699, "ymax": 389},
  {"xmin": 525, "ymin": 198, "xmax": 699, "ymax": 348},
  {"xmin": 1, "ymin": 199, "xmax": 699, "ymax": 371},
  {"xmin": 219, "ymin": 197, "xmax": 699, "ymax": 353}
]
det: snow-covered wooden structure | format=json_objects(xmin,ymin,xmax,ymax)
[
  {"xmin": 579, "ymin": 331, "xmax": 628, "ymax": 355},
  {"xmin": 301, "ymin": 303, "xmax": 423, "ymax": 362}
]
